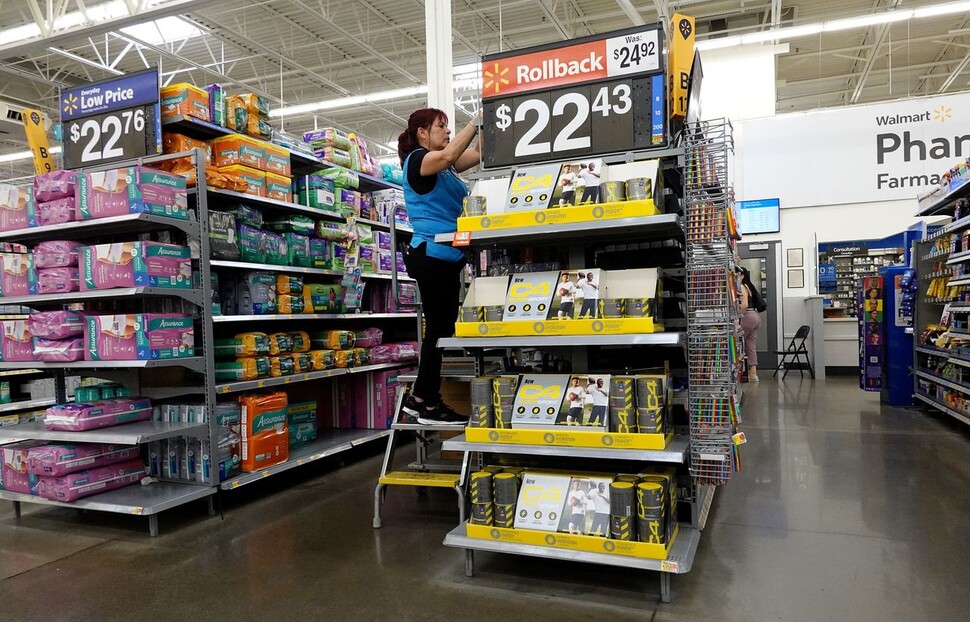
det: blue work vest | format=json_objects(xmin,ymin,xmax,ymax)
[{"xmin": 403, "ymin": 149, "xmax": 467, "ymax": 262}]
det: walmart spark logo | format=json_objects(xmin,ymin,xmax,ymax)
[
  {"xmin": 62, "ymin": 93, "xmax": 79, "ymax": 115},
  {"xmin": 933, "ymin": 105, "xmax": 952, "ymax": 123},
  {"xmin": 483, "ymin": 62, "xmax": 510, "ymax": 95}
]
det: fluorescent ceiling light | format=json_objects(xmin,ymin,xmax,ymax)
[
  {"xmin": 272, "ymin": 86, "xmax": 429, "ymax": 117},
  {"xmin": 0, "ymin": 146, "xmax": 62, "ymax": 164},
  {"xmin": 696, "ymin": 0, "xmax": 970, "ymax": 51}
]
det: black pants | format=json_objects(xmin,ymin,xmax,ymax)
[{"xmin": 404, "ymin": 243, "xmax": 465, "ymax": 404}]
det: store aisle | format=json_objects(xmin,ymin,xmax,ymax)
[{"xmin": 2, "ymin": 377, "xmax": 970, "ymax": 622}]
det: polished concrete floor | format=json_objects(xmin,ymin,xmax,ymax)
[{"xmin": 2, "ymin": 376, "xmax": 970, "ymax": 621}]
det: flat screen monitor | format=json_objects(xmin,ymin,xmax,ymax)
[{"xmin": 737, "ymin": 198, "xmax": 780, "ymax": 235}]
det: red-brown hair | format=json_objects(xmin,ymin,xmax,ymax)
[{"xmin": 398, "ymin": 107, "xmax": 447, "ymax": 165}]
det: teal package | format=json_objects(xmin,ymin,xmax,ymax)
[
  {"xmin": 284, "ymin": 233, "xmax": 311, "ymax": 267},
  {"xmin": 286, "ymin": 401, "xmax": 317, "ymax": 424},
  {"xmin": 309, "ymin": 238, "xmax": 331, "ymax": 269}
]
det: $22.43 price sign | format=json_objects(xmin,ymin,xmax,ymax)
[
  {"xmin": 64, "ymin": 104, "xmax": 160, "ymax": 170},
  {"xmin": 480, "ymin": 26, "xmax": 666, "ymax": 168}
]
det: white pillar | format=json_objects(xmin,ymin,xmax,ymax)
[{"xmin": 425, "ymin": 0, "xmax": 454, "ymax": 130}]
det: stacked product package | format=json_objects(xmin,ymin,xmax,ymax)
[
  {"xmin": 302, "ymin": 127, "xmax": 382, "ymax": 178},
  {"xmin": 147, "ymin": 401, "xmax": 241, "ymax": 482},
  {"xmin": 321, "ymin": 363, "xmax": 416, "ymax": 431}
]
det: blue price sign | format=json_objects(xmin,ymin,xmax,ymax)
[{"xmin": 60, "ymin": 69, "xmax": 162, "ymax": 170}]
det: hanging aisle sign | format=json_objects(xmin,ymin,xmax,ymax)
[
  {"xmin": 60, "ymin": 69, "xmax": 162, "ymax": 170},
  {"xmin": 481, "ymin": 25, "xmax": 668, "ymax": 168}
]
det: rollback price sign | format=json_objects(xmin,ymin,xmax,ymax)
[
  {"xmin": 481, "ymin": 25, "xmax": 668, "ymax": 169},
  {"xmin": 60, "ymin": 69, "xmax": 161, "ymax": 170}
]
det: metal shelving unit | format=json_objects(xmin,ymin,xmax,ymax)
[
  {"xmin": 439, "ymin": 333, "xmax": 684, "ymax": 349},
  {"xmin": 0, "ymin": 287, "xmax": 204, "ymax": 307},
  {"xmin": 0, "ymin": 358, "xmax": 206, "ymax": 372},
  {"xmin": 0, "ymin": 420, "xmax": 208, "ymax": 444},
  {"xmin": 914, "ymin": 393, "xmax": 970, "ymax": 426},
  {"xmin": 0, "ymin": 212, "xmax": 199, "ymax": 242},
  {"xmin": 213, "ymin": 312, "xmax": 417, "ymax": 323},
  {"xmin": 0, "ymin": 398, "xmax": 55, "ymax": 414},
  {"xmin": 210, "ymin": 259, "xmax": 344, "ymax": 277}
]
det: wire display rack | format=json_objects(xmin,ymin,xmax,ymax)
[{"xmin": 684, "ymin": 118, "xmax": 743, "ymax": 485}]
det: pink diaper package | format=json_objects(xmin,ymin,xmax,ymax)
[
  {"xmin": 355, "ymin": 327, "xmax": 383, "ymax": 348},
  {"xmin": 35, "ymin": 197, "xmax": 77, "ymax": 227},
  {"xmin": 367, "ymin": 345, "xmax": 394, "ymax": 364},
  {"xmin": 84, "ymin": 314, "xmax": 194, "ymax": 361},
  {"xmin": 43, "ymin": 397, "xmax": 153, "ymax": 431},
  {"xmin": 33, "ymin": 240, "xmax": 80, "ymax": 268},
  {"xmin": 35, "ymin": 267, "xmax": 80, "ymax": 294},
  {"xmin": 0, "ymin": 442, "xmax": 43, "ymax": 495},
  {"xmin": 1, "ymin": 320, "xmax": 34, "ymax": 362},
  {"xmin": 29, "ymin": 311, "xmax": 83, "ymax": 339},
  {"xmin": 0, "ymin": 252, "xmax": 34, "ymax": 297},
  {"xmin": 77, "ymin": 165, "xmax": 188, "ymax": 221},
  {"xmin": 80, "ymin": 241, "xmax": 192, "ymax": 290},
  {"xmin": 0, "ymin": 184, "xmax": 36, "ymax": 232},
  {"xmin": 27, "ymin": 443, "xmax": 140, "ymax": 477},
  {"xmin": 33, "ymin": 170, "xmax": 77, "ymax": 202},
  {"xmin": 33, "ymin": 337, "xmax": 84, "ymax": 362},
  {"xmin": 37, "ymin": 458, "xmax": 146, "ymax": 502}
]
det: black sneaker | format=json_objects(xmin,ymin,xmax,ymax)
[
  {"xmin": 417, "ymin": 401, "xmax": 468, "ymax": 425},
  {"xmin": 399, "ymin": 394, "xmax": 421, "ymax": 424}
]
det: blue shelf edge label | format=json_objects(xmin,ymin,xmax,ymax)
[{"xmin": 61, "ymin": 69, "xmax": 159, "ymax": 121}]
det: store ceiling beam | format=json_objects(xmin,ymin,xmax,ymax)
[
  {"xmin": 849, "ymin": 20, "xmax": 892, "ymax": 104},
  {"xmin": 0, "ymin": 0, "xmax": 223, "ymax": 59},
  {"xmin": 534, "ymin": 0, "xmax": 571, "ymax": 40},
  {"xmin": 288, "ymin": 0, "xmax": 422, "ymax": 84},
  {"xmin": 938, "ymin": 49, "xmax": 970, "ymax": 93},
  {"xmin": 916, "ymin": 15, "xmax": 970, "ymax": 94}
]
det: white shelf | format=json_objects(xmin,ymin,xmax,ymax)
[
  {"xmin": 361, "ymin": 272, "xmax": 415, "ymax": 282},
  {"xmin": 441, "ymin": 434, "xmax": 688, "ymax": 463},
  {"xmin": 0, "ymin": 398, "xmax": 55, "ymax": 414},
  {"xmin": 216, "ymin": 361, "xmax": 413, "ymax": 394},
  {"xmin": 200, "ymin": 186, "xmax": 345, "ymax": 221},
  {"xmin": 0, "ymin": 358, "xmax": 205, "ymax": 372},
  {"xmin": 915, "ymin": 370, "xmax": 970, "ymax": 396},
  {"xmin": 0, "ymin": 420, "xmax": 208, "ymax": 444},
  {"xmin": 210, "ymin": 259, "xmax": 343, "ymax": 277},
  {"xmin": 947, "ymin": 277, "xmax": 970, "ymax": 287},
  {"xmin": 946, "ymin": 250, "xmax": 970, "ymax": 266},
  {"xmin": 0, "ymin": 212, "xmax": 199, "ymax": 241},
  {"xmin": 0, "ymin": 287, "xmax": 202, "ymax": 307},
  {"xmin": 213, "ymin": 312, "xmax": 417, "ymax": 323},
  {"xmin": 443, "ymin": 522, "xmax": 700, "ymax": 574},
  {"xmin": 915, "ymin": 393, "xmax": 970, "ymax": 426},
  {"xmin": 220, "ymin": 428, "xmax": 390, "ymax": 490},
  {"xmin": 439, "ymin": 333, "xmax": 683, "ymax": 349},
  {"xmin": 0, "ymin": 481, "xmax": 214, "ymax": 516}
]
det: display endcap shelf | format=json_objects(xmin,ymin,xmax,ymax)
[
  {"xmin": 0, "ymin": 213, "xmax": 199, "ymax": 242},
  {"xmin": 439, "ymin": 332, "xmax": 684, "ymax": 348},
  {"xmin": 441, "ymin": 432, "xmax": 687, "ymax": 463},
  {"xmin": 213, "ymin": 312, "xmax": 417, "ymax": 323},
  {"xmin": 443, "ymin": 522, "xmax": 699, "ymax": 574},
  {"xmin": 0, "ymin": 481, "xmax": 214, "ymax": 516},
  {"xmin": 435, "ymin": 212, "xmax": 681, "ymax": 247},
  {"xmin": 220, "ymin": 428, "xmax": 390, "ymax": 489},
  {"xmin": 0, "ymin": 420, "xmax": 209, "ymax": 444}
]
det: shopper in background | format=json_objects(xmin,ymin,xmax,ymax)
[
  {"xmin": 398, "ymin": 107, "xmax": 481, "ymax": 424},
  {"xmin": 739, "ymin": 267, "xmax": 762, "ymax": 382}
]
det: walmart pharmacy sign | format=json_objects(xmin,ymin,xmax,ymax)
[{"xmin": 60, "ymin": 69, "xmax": 159, "ymax": 121}]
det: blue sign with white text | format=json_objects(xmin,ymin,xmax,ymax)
[{"xmin": 60, "ymin": 69, "xmax": 159, "ymax": 121}]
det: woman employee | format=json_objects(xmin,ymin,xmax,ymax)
[{"xmin": 397, "ymin": 107, "xmax": 481, "ymax": 424}]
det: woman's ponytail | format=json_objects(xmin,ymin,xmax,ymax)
[{"xmin": 398, "ymin": 107, "xmax": 447, "ymax": 165}]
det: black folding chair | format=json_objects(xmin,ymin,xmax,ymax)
[{"xmin": 773, "ymin": 325, "xmax": 815, "ymax": 379}]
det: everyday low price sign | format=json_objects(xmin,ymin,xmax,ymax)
[{"xmin": 60, "ymin": 69, "xmax": 162, "ymax": 169}]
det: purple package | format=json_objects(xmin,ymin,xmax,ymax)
[
  {"xmin": 376, "ymin": 231, "xmax": 391, "ymax": 251},
  {"xmin": 35, "ymin": 267, "xmax": 79, "ymax": 294},
  {"xmin": 32, "ymin": 337, "xmax": 84, "ymax": 362},
  {"xmin": 33, "ymin": 170, "xmax": 77, "ymax": 202},
  {"xmin": 368, "ymin": 345, "xmax": 394, "ymax": 364},
  {"xmin": 35, "ymin": 197, "xmax": 77, "ymax": 226},
  {"xmin": 29, "ymin": 311, "xmax": 83, "ymax": 339},
  {"xmin": 378, "ymin": 252, "xmax": 392, "ymax": 274},
  {"xmin": 1, "ymin": 320, "xmax": 34, "ymax": 362},
  {"xmin": 360, "ymin": 194, "xmax": 373, "ymax": 219},
  {"xmin": 355, "ymin": 327, "xmax": 383, "ymax": 348},
  {"xmin": 33, "ymin": 240, "xmax": 80, "ymax": 268},
  {"xmin": 43, "ymin": 398, "xmax": 153, "ymax": 432},
  {"xmin": 36, "ymin": 458, "xmax": 145, "ymax": 502},
  {"xmin": 395, "ymin": 252, "xmax": 407, "ymax": 275},
  {"xmin": 27, "ymin": 443, "xmax": 141, "ymax": 477},
  {"xmin": 396, "ymin": 341, "xmax": 418, "ymax": 360}
]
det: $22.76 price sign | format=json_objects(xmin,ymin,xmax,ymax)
[
  {"xmin": 63, "ymin": 104, "xmax": 160, "ymax": 170},
  {"xmin": 480, "ymin": 26, "xmax": 666, "ymax": 168}
]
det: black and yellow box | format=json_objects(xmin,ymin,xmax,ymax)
[
  {"xmin": 465, "ymin": 427, "xmax": 672, "ymax": 451},
  {"xmin": 465, "ymin": 522, "xmax": 679, "ymax": 560},
  {"xmin": 455, "ymin": 198, "xmax": 658, "ymax": 233}
]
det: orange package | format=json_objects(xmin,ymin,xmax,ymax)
[
  {"xmin": 162, "ymin": 132, "xmax": 209, "ymax": 160},
  {"xmin": 209, "ymin": 134, "xmax": 265, "ymax": 169},
  {"xmin": 239, "ymin": 392, "xmax": 289, "ymax": 472},
  {"xmin": 160, "ymin": 83, "xmax": 210, "ymax": 121}
]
